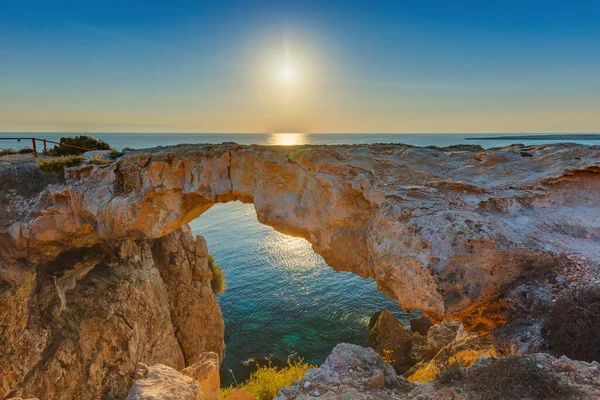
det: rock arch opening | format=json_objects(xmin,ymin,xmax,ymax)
[{"xmin": 190, "ymin": 201, "xmax": 417, "ymax": 384}]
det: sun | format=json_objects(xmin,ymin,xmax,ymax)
[{"xmin": 279, "ymin": 66, "xmax": 296, "ymax": 83}]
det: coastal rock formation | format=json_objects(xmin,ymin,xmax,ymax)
[
  {"xmin": 279, "ymin": 344, "xmax": 600, "ymax": 399},
  {"xmin": 0, "ymin": 227, "xmax": 224, "ymax": 399},
  {"xmin": 5, "ymin": 142, "xmax": 599, "ymax": 329}
]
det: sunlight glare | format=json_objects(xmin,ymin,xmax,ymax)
[{"xmin": 272, "ymin": 133, "xmax": 308, "ymax": 146}]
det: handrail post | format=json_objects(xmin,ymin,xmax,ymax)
[
  {"xmin": 32, "ymin": 138, "xmax": 37, "ymax": 158},
  {"xmin": 43, "ymin": 139, "xmax": 47, "ymax": 154}
]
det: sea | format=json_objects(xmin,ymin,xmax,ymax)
[{"xmin": 2, "ymin": 132, "xmax": 599, "ymax": 384}]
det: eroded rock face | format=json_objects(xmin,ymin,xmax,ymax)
[
  {"xmin": 5, "ymin": 142, "xmax": 599, "ymax": 329},
  {"xmin": 0, "ymin": 227, "xmax": 224, "ymax": 400}
]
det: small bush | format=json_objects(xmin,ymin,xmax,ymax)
[
  {"xmin": 460, "ymin": 356, "xmax": 577, "ymax": 400},
  {"xmin": 221, "ymin": 359, "xmax": 311, "ymax": 400},
  {"xmin": 52, "ymin": 135, "xmax": 112, "ymax": 156},
  {"xmin": 37, "ymin": 155, "xmax": 84, "ymax": 173},
  {"xmin": 0, "ymin": 148, "xmax": 16, "ymax": 156},
  {"xmin": 18, "ymin": 148, "xmax": 34, "ymax": 154},
  {"xmin": 208, "ymin": 254, "xmax": 225, "ymax": 294},
  {"xmin": 544, "ymin": 286, "xmax": 600, "ymax": 362}
]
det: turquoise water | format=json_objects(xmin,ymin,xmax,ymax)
[
  {"xmin": 189, "ymin": 202, "xmax": 417, "ymax": 385},
  {"xmin": 3, "ymin": 132, "xmax": 599, "ymax": 384}
]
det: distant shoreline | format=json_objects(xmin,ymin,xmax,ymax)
[{"xmin": 466, "ymin": 134, "xmax": 600, "ymax": 141}]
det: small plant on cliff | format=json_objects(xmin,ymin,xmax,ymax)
[
  {"xmin": 37, "ymin": 155, "xmax": 84, "ymax": 173},
  {"xmin": 208, "ymin": 254, "xmax": 225, "ymax": 294},
  {"xmin": 0, "ymin": 148, "xmax": 16, "ymax": 156},
  {"xmin": 544, "ymin": 286, "xmax": 600, "ymax": 362},
  {"xmin": 51, "ymin": 135, "xmax": 112, "ymax": 156},
  {"xmin": 220, "ymin": 359, "xmax": 311, "ymax": 400}
]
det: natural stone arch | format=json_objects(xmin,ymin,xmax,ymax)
[{"xmin": 7, "ymin": 143, "xmax": 600, "ymax": 330}]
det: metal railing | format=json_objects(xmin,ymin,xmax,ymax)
[{"xmin": 0, "ymin": 137, "xmax": 90, "ymax": 158}]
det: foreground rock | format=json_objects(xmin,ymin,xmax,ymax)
[
  {"xmin": 280, "ymin": 344, "xmax": 600, "ymax": 399},
  {"xmin": 278, "ymin": 343, "xmax": 412, "ymax": 399},
  {"xmin": 0, "ymin": 227, "xmax": 224, "ymax": 399},
  {"xmin": 127, "ymin": 363, "xmax": 203, "ymax": 400},
  {"xmin": 4, "ymin": 142, "xmax": 599, "ymax": 329}
]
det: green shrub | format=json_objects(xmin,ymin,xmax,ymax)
[
  {"xmin": 18, "ymin": 148, "xmax": 34, "ymax": 154},
  {"xmin": 0, "ymin": 148, "xmax": 16, "ymax": 156},
  {"xmin": 544, "ymin": 286, "xmax": 600, "ymax": 362},
  {"xmin": 220, "ymin": 359, "xmax": 311, "ymax": 400},
  {"xmin": 52, "ymin": 135, "xmax": 112, "ymax": 156},
  {"xmin": 37, "ymin": 155, "xmax": 84, "ymax": 173},
  {"xmin": 208, "ymin": 254, "xmax": 225, "ymax": 294}
]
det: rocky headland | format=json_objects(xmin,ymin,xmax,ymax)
[{"xmin": 1, "ymin": 142, "xmax": 599, "ymax": 399}]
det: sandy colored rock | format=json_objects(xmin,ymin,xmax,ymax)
[
  {"xmin": 0, "ymin": 228, "xmax": 224, "ymax": 400},
  {"xmin": 181, "ymin": 352, "xmax": 220, "ymax": 400},
  {"xmin": 126, "ymin": 363, "xmax": 203, "ymax": 400},
  {"xmin": 5, "ymin": 142, "xmax": 599, "ymax": 329},
  {"xmin": 278, "ymin": 343, "xmax": 411, "ymax": 400}
]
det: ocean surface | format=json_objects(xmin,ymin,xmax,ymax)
[{"xmin": 2, "ymin": 132, "xmax": 599, "ymax": 384}]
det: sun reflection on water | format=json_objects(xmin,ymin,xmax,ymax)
[{"xmin": 269, "ymin": 133, "xmax": 308, "ymax": 146}]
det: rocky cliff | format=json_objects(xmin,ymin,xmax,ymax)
[
  {"xmin": 1, "ymin": 142, "xmax": 599, "ymax": 398},
  {"xmin": 0, "ymin": 226, "xmax": 224, "ymax": 399}
]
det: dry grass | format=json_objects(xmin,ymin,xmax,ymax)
[
  {"xmin": 37, "ymin": 155, "xmax": 84, "ymax": 173},
  {"xmin": 544, "ymin": 286, "xmax": 600, "ymax": 362},
  {"xmin": 220, "ymin": 359, "xmax": 311, "ymax": 400}
]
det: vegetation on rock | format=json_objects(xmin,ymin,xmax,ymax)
[
  {"xmin": 52, "ymin": 135, "xmax": 112, "ymax": 156},
  {"xmin": 208, "ymin": 254, "xmax": 226, "ymax": 294},
  {"xmin": 220, "ymin": 359, "xmax": 311, "ymax": 400},
  {"xmin": 0, "ymin": 147, "xmax": 34, "ymax": 156},
  {"xmin": 544, "ymin": 286, "xmax": 600, "ymax": 362},
  {"xmin": 37, "ymin": 155, "xmax": 84, "ymax": 172}
]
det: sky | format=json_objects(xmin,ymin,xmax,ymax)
[{"xmin": 1, "ymin": 0, "xmax": 599, "ymax": 133}]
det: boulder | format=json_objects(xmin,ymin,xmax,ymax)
[
  {"xmin": 278, "ymin": 343, "xmax": 411, "ymax": 399},
  {"xmin": 366, "ymin": 310, "xmax": 416, "ymax": 373},
  {"xmin": 126, "ymin": 363, "xmax": 203, "ymax": 400}
]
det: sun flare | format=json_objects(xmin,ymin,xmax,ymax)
[{"xmin": 279, "ymin": 66, "xmax": 296, "ymax": 83}]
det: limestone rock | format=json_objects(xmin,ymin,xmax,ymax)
[
  {"xmin": 0, "ymin": 228, "xmax": 224, "ymax": 400},
  {"xmin": 426, "ymin": 320, "xmax": 462, "ymax": 353},
  {"xmin": 278, "ymin": 343, "xmax": 412, "ymax": 399},
  {"xmin": 126, "ymin": 363, "xmax": 203, "ymax": 400},
  {"xmin": 6, "ymin": 142, "xmax": 599, "ymax": 328},
  {"xmin": 366, "ymin": 310, "xmax": 416, "ymax": 373},
  {"xmin": 181, "ymin": 352, "xmax": 220, "ymax": 400}
]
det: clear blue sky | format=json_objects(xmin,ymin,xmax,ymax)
[{"xmin": 1, "ymin": 0, "xmax": 599, "ymax": 133}]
